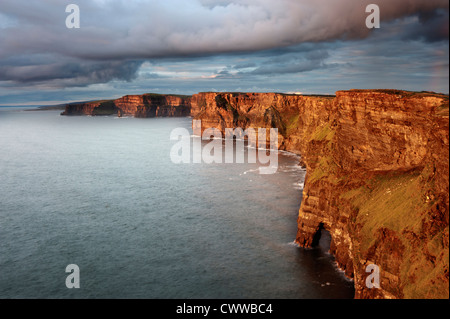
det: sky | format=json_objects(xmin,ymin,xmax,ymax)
[{"xmin": 0, "ymin": 0, "xmax": 448, "ymax": 106}]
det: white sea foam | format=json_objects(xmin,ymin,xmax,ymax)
[
  {"xmin": 293, "ymin": 182, "xmax": 304, "ymax": 190},
  {"xmin": 321, "ymin": 282, "xmax": 333, "ymax": 287},
  {"xmin": 331, "ymin": 261, "xmax": 354, "ymax": 282},
  {"xmin": 278, "ymin": 165, "xmax": 306, "ymax": 173},
  {"xmin": 240, "ymin": 168, "xmax": 260, "ymax": 176},
  {"xmin": 286, "ymin": 241, "xmax": 300, "ymax": 247},
  {"xmin": 279, "ymin": 150, "xmax": 302, "ymax": 159}
]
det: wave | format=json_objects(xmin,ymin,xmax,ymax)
[
  {"xmin": 238, "ymin": 166, "xmax": 279, "ymax": 175},
  {"xmin": 278, "ymin": 165, "xmax": 306, "ymax": 173},
  {"xmin": 246, "ymin": 145, "xmax": 278, "ymax": 152},
  {"xmin": 278, "ymin": 150, "xmax": 302, "ymax": 159},
  {"xmin": 331, "ymin": 261, "xmax": 354, "ymax": 282},
  {"xmin": 286, "ymin": 241, "xmax": 300, "ymax": 247},
  {"xmin": 240, "ymin": 168, "xmax": 260, "ymax": 176},
  {"xmin": 293, "ymin": 182, "xmax": 305, "ymax": 190}
]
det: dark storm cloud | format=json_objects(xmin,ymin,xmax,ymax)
[
  {"xmin": 231, "ymin": 62, "xmax": 257, "ymax": 70},
  {"xmin": 0, "ymin": 0, "xmax": 448, "ymax": 103},
  {"xmin": 401, "ymin": 8, "xmax": 449, "ymax": 42},
  {"xmin": 0, "ymin": 56, "xmax": 143, "ymax": 87},
  {"xmin": 238, "ymin": 49, "xmax": 330, "ymax": 76},
  {"xmin": 1, "ymin": 0, "xmax": 448, "ymax": 61}
]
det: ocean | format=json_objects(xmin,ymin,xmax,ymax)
[{"xmin": 0, "ymin": 108, "xmax": 354, "ymax": 299}]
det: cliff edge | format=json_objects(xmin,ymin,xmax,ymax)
[
  {"xmin": 191, "ymin": 90, "xmax": 449, "ymax": 299},
  {"xmin": 61, "ymin": 93, "xmax": 191, "ymax": 117},
  {"xmin": 61, "ymin": 89, "xmax": 449, "ymax": 298}
]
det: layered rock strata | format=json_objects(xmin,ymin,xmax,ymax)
[
  {"xmin": 61, "ymin": 94, "xmax": 191, "ymax": 117},
  {"xmin": 61, "ymin": 89, "xmax": 449, "ymax": 299},
  {"xmin": 191, "ymin": 90, "xmax": 449, "ymax": 299}
]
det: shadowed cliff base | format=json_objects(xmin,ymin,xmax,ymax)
[
  {"xmin": 61, "ymin": 89, "xmax": 449, "ymax": 299},
  {"xmin": 61, "ymin": 94, "xmax": 191, "ymax": 117},
  {"xmin": 311, "ymin": 223, "xmax": 326, "ymax": 248}
]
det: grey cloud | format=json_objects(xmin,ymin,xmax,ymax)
[
  {"xmin": 208, "ymin": 47, "xmax": 332, "ymax": 79},
  {"xmin": 246, "ymin": 61, "xmax": 320, "ymax": 76},
  {"xmin": 241, "ymin": 49, "xmax": 330, "ymax": 76},
  {"xmin": 232, "ymin": 62, "xmax": 257, "ymax": 69},
  {"xmin": 1, "ymin": 0, "xmax": 448, "ymax": 61},
  {"xmin": 402, "ymin": 8, "xmax": 449, "ymax": 42},
  {"xmin": 0, "ymin": 56, "xmax": 143, "ymax": 87},
  {"xmin": 0, "ymin": 0, "xmax": 448, "ymax": 95}
]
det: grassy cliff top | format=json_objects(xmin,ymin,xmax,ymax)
[{"xmin": 342, "ymin": 89, "xmax": 449, "ymax": 98}]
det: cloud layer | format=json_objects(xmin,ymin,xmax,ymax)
[{"xmin": 0, "ymin": 0, "xmax": 448, "ymax": 103}]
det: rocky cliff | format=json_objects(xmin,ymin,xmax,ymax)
[
  {"xmin": 61, "ymin": 89, "xmax": 449, "ymax": 299},
  {"xmin": 61, "ymin": 94, "xmax": 191, "ymax": 117},
  {"xmin": 191, "ymin": 90, "xmax": 449, "ymax": 299}
]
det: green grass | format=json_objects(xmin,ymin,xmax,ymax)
[
  {"xmin": 308, "ymin": 155, "xmax": 344, "ymax": 185},
  {"xmin": 402, "ymin": 232, "xmax": 449, "ymax": 299},
  {"xmin": 286, "ymin": 114, "xmax": 300, "ymax": 135},
  {"xmin": 304, "ymin": 123, "xmax": 340, "ymax": 184},
  {"xmin": 436, "ymin": 100, "xmax": 449, "ymax": 117},
  {"xmin": 348, "ymin": 171, "xmax": 424, "ymax": 250},
  {"xmin": 143, "ymin": 93, "xmax": 191, "ymax": 98},
  {"xmin": 90, "ymin": 99, "xmax": 114, "ymax": 104},
  {"xmin": 346, "ymin": 89, "xmax": 449, "ymax": 100},
  {"xmin": 310, "ymin": 122, "xmax": 335, "ymax": 142},
  {"xmin": 341, "ymin": 168, "xmax": 449, "ymax": 299}
]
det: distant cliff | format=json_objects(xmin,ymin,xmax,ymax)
[
  {"xmin": 61, "ymin": 94, "xmax": 191, "ymax": 117},
  {"xmin": 191, "ymin": 90, "xmax": 449, "ymax": 299}
]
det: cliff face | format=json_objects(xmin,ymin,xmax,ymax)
[
  {"xmin": 191, "ymin": 92, "xmax": 335, "ymax": 153},
  {"xmin": 115, "ymin": 94, "xmax": 191, "ymax": 118},
  {"xmin": 192, "ymin": 90, "xmax": 449, "ymax": 299},
  {"xmin": 298, "ymin": 90, "xmax": 449, "ymax": 299},
  {"xmin": 61, "ymin": 100, "xmax": 118, "ymax": 116},
  {"xmin": 61, "ymin": 94, "xmax": 191, "ymax": 118},
  {"xmin": 61, "ymin": 89, "xmax": 449, "ymax": 299}
]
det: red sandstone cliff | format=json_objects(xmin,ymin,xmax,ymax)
[
  {"xmin": 61, "ymin": 94, "xmax": 191, "ymax": 117},
  {"xmin": 115, "ymin": 94, "xmax": 191, "ymax": 118},
  {"xmin": 61, "ymin": 100, "xmax": 117, "ymax": 116},
  {"xmin": 191, "ymin": 90, "xmax": 449, "ymax": 299},
  {"xmin": 61, "ymin": 89, "xmax": 449, "ymax": 299}
]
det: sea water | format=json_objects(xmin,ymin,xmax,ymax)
[{"xmin": 0, "ymin": 108, "xmax": 354, "ymax": 299}]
